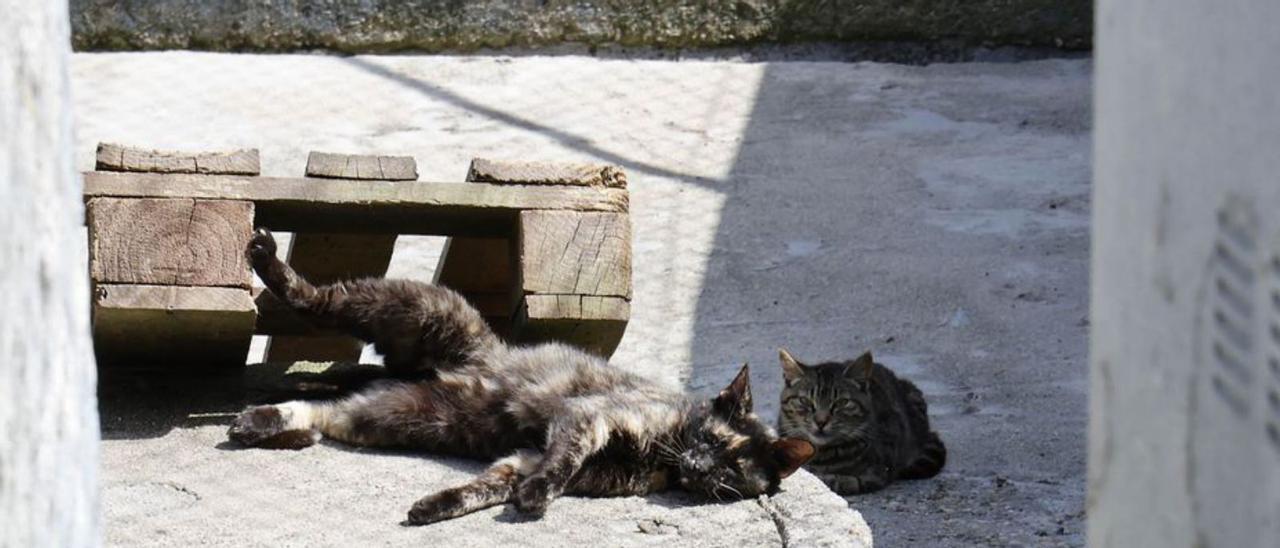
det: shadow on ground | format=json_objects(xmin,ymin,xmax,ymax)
[
  {"xmin": 97, "ymin": 362, "xmax": 387, "ymax": 440},
  {"xmin": 685, "ymin": 61, "xmax": 1092, "ymax": 546}
]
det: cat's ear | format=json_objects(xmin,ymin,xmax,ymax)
[
  {"xmin": 772, "ymin": 438, "xmax": 816, "ymax": 479},
  {"xmin": 845, "ymin": 351, "xmax": 875, "ymax": 385},
  {"xmin": 714, "ymin": 364, "xmax": 753, "ymax": 418},
  {"xmin": 778, "ymin": 348, "xmax": 805, "ymax": 385}
]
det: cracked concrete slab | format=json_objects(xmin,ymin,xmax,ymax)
[{"xmin": 77, "ymin": 51, "xmax": 1090, "ymax": 546}]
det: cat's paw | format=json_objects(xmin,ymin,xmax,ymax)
[
  {"xmin": 513, "ymin": 475, "xmax": 554, "ymax": 517},
  {"xmin": 403, "ymin": 491, "xmax": 461, "ymax": 526},
  {"xmin": 246, "ymin": 228, "xmax": 277, "ymax": 267},
  {"xmin": 228, "ymin": 405, "xmax": 288, "ymax": 447}
]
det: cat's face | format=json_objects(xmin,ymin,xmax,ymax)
[
  {"xmin": 777, "ymin": 349, "xmax": 875, "ymax": 448},
  {"xmin": 670, "ymin": 365, "xmax": 815, "ymax": 500}
]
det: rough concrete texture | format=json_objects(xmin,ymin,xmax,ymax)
[
  {"xmin": 76, "ymin": 51, "xmax": 1090, "ymax": 546},
  {"xmin": 70, "ymin": 0, "xmax": 1092, "ymax": 53}
]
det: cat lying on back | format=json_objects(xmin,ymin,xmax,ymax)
[
  {"xmin": 229, "ymin": 229, "xmax": 816, "ymax": 524},
  {"xmin": 777, "ymin": 348, "xmax": 945, "ymax": 494}
]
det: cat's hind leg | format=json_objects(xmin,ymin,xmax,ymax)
[
  {"xmin": 246, "ymin": 228, "xmax": 499, "ymax": 378},
  {"xmin": 404, "ymin": 450, "xmax": 542, "ymax": 526},
  {"xmin": 228, "ymin": 381, "xmax": 463, "ymax": 450}
]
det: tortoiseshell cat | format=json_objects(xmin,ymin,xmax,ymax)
[
  {"xmin": 229, "ymin": 229, "xmax": 816, "ymax": 524},
  {"xmin": 776, "ymin": 348, "xmax": 944, "ymax": 494}
]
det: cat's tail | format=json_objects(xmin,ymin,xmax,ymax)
[{"xmin": 900, "ymin": 431, "xmax": 946, "ymax": 479}]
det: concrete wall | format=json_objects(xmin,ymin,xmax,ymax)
[
  {"xmin": 1090, "ymin": 0, "xmax": 1280, "ymax": 546},
  {"xmin": 70, "ymin": 0, "xmax": 1091, "ymax": 52}
]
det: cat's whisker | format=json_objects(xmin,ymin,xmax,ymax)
[{"xmin": 718, "ymin": 482, "xmax": 742, "ymax": 500}]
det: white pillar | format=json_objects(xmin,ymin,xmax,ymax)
[
  {"xmin": 1091, "ymin": 0, "xmax": 1280, "ymax": 546},
  {"xmin": 0, "ymin": 0, "xmax": 101, "ymax": 546}
]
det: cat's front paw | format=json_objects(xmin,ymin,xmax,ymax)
[
  {"xmin": 246, "ymin": 228, "xmax": 277, "ymax": 267},
  {"xmin": 228, "ymin": 405, "xmax": 287, "ymax": 447},
  {"xmin": 513, "ymin": 475, "xmax": 554, "ymax": 517}
]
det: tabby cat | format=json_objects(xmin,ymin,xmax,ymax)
[
  {"xmin": 229, "ymin": 229, "xmax": 816, "ymax": 525},
  {"xmin": 776, "ymin": 348, "xmax": 945, "ymax": 495}
]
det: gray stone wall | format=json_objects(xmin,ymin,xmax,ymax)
[
  {"xmin": 1, "ymin": 0, "xmax": 101, "ymax": 545},
  {"xmin": 1090, "ymin": 0, "xmax": 1280, "ymax": 545},
  {"xmin": 71, "ymin": 0, "xmax": 1091, "ymax": 52}
]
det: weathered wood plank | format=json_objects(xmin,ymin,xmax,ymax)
[
  {"xmin": 523, "ymin": 294, "xmax": 631, "ymax": 321},
  {"xmin": 96, "ymin": 143, "xmax": 260, "ymax": 175},
  {"xmin": 467, "ymin": 158, "xmax": 627, "ymax": 188},
  {"xmin": 518, "ymin": 210, "xmax": 632, "ymax": 298},
  {"xmin": 92, "ymin": 284, "xmax": 256, "ymax": 367},
  {"xmin": 514, "ymin": 295, "xmax": 630, "ymax": 357},
  {"xmin": 435, "ymin": 237, "xmax": 514, "ymax": 295},
  {"xmin": 306, "ymin": 152, "xmax": 417, "ymax": 181},
  {"xmin": 87, "ymin": 197, "xmax": 253, "ymax": 288},
  {"xmin": 510, "ymin": 210, "xmax": 632, "ymax": 357},
  {"xmin": 433, "ymin": 237, "xmax": 518, "ymax": 330},
  {"xmin": 83, "ymin": 172, "xmax": 629, "ymax": 236}
]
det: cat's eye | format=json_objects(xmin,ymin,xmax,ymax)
[
  {"xmin": 785, "ymin": 397, "xmax": 813, "ymax": 413},
  {"xmin": 835, "ymin": 399, "xmax": 861, "ymax": 414}
]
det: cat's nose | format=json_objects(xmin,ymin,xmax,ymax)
[
  {"xmin": 815, "ymin": 413, "xmax": 831, "ymax": 429},
  {"xmin": 681, "ymin": 453, "xmax": 711, "ymax": 472}
]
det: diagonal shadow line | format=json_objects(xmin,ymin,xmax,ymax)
[{"xmin": 343, "ymin": 56, "xmax": 713, "ymax": 186}]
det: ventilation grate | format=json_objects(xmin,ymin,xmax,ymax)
[
  {"xmin": 1268, "ymin": 252, "xmax": 1280, "ymax": 455},
  {"xmin": 1209, "ymin": 209, "xmax": 1258, "ymax": 417}
]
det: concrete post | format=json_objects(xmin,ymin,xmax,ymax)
[
  {"xmin": 1090, "ymin": 0, "xmax": 1280, "ymax": 546},
  {"xmin": 0, "ymin": 0, "xmax": 101, "ymax": 546}
]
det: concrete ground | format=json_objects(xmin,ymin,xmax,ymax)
[{"xmin": 76, "ymin": 51, "xmax": 1090, "ymax": 546}]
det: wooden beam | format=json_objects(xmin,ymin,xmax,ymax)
[
  {"xmin": 83, "ymin": 171, "xmax": 629, "ymax": 236},
  {"xmin": 87, "ymin": 197, "xmax": 253, "ymax": 288},
  {"xmin": 306, "ymin": 151, "xmax": 417, "ymax": 181},
  {"xmin": 510, "ymin": 210, "xmax": 632, "ymax": 356},
  {"xmin": 524, "ymin": 294, "xmax": 630, "ymax": 321},
  {"xmin": 95, "ymin": 142, "xmax": 259, "ymax": 175},
  {"xmin": 515, "ymin": 295, "xmax": 630, "ymax": 357},
  {"xmin": 467, "ymin": 158, "xmax": 627, "ymax": 188},
  {"xmin": 432, "ymin": 236, "xmax": 519, "ymax": 337},
  {"xmin": 518, "ymin": 210, "xmax": 632, "ymax": 298},
  {"xmin": 92, "ymin": 284, "xmax": 256, "ymax": 367},
  {"xmin": 435, "ymin": 161, "xmax": 633, "ymax": 356}
]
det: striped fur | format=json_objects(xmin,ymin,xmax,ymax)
[
  {"xmin": 229, "ymin": 229, "xmax": 815, "ymax": 524},
  {"xmin": 776, "ymin": 348, "xmax": 945, "ymax": 495}
]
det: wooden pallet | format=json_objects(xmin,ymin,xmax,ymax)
[{"xmin": 85, "ymin": 143, "xmax": 631, "ymax": 367}]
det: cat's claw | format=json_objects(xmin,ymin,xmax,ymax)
[{"xmin": 246, "ymin": 228, "xmax": 277, "ymax": 266}]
